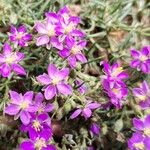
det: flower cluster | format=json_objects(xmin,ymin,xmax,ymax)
[
  {"xmin": 1, "ymin": 4, "xmax": 149, "ymax": 150},
  {"xmin": 130, "ymin": 46, "xmax": 150, "ymax": 74},
  {"xmin": 5, "ymin": 91, "xmax": 55, "ymax": 150},
  {"xmin": 128, "ymin": 115, "xmax": 150, "ymax": 150},
  {"xmin": 35, "ymin": 6, "xmax": 87, "ymax": 68},
  {"xmin": 101, "ymin": 61, "xmax": 128, "ymax": 108}
]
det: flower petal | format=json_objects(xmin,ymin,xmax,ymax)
[
  {"xmin": 5, "ymin": 104, "xmax": 20, "ymax": 115},
  {"xmin": 45, "ymin": 103, "xmax": 54, "ymax": 112},
  {"xmin": 20, "ymin": 111, "xmax": 31, "ymax": 125},
  {"xmin": 47, "ymin": 64, "xmax": 57, "ymax": 79},
  {"xmin": 36, "ymin": 35, "xmax": 49, "ymax": 46},
  {"xmin": 35, "ymin": 22, "xmax": 47, "ymax": 34},
  {"xmin": 133, "ymin": 118, "xmax": 144, "ymax": 130},
  {"xmin": 71, "ymin": 29, "xmax": 85, "ymax": 37},
  {"xmin": 23, "ymin": 91, "xmax": 34, "ymax": 102},
  {"xmin": 87, "ymin": 102, "xmax": 101, "ymax": 110},
  {"xmin": 131, "ymin": 49, "xmax": 139, "ymax": 58},
  {"xmin": 142, "ymin": 81, "xmax": 150, "ymax": 94},
  {"xmin": 12, "ymin": 64, "xmax": 26, "ymax": 75},
  {"xmin": 3, "ymin": 43, "xmax": 12, "ymax": 55},
  {"xmin": 144, "ymin": 115, "xmax": 150, "ymax": 128},
  {"xmin": 76, "ymin": 53, "xmax": 87, "ymax": 63},
  {"xmin": 82, "ymin": 108, "xmax": 92, "ymax": 119},
  {"xmin": 68, "ymin": 55, "xmax": 76, "ymax": 68},
  {"xmin": 18, "ymin": 25, "xmax": 27, "ymax": 33},
  {"xmin": 9, "ymin": 90, "xmax": 21, "ymax": 104},
  {"xmin": 141, "ymin": 63, "xmax": 149, "ymax": 73},
  {"xmin": 70, "ymin": 109, "xmax": 82, "ymax": 119},
  {"xmin": 51, "ymin": 36, "xmax": 63, "ymax": 50},
  {"xmin": 20, "ymin": 140, "xmax": 34, "ymax": 150},
  {"xmin": 44, "ymin": 85, "xmax": 56, "ymax": 100},
  {"xmin": 130, "ymin": 60, "xmax": 140, "ymax": 68},
  {"xmin": 57, "ymin": 83, "xmax": 72, "ymax": 95},
  {"xmin": 37, "ymin": 73, "xmax": 51, "ymax": 85},
  {"xmin": 34, "ymin": 92, "xmax": 44, "ymax": 103},
  {"xmin": 59, "ymin": 48, "xmax": 70, "ymax": 58},
  {"xmin": 56, "ymin": 68, "xmax": 69, "ymax": 80},
  {"xmin": 1, "ymin": 63, "xmax": 11, "ymax": 77}
]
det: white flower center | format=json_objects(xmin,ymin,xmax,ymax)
[
  {"xmin": 137, "ymin": 95, "xmax": 147, "ymax": 101},
  {"xmin": 33, "ymin": 120, "xmax": 41, "ymax": 131},
  {"xmin": 71, "ymin": 45, "xmax": 80, "ymax": 55},
  {"xmin": 112, "ymin": 88, "xmax": 120, "ymax": 94},
  {"xmin": 20, "ymin": 101, "xmax": 29, "ymax": 109},
  {"xmin": 112, "ymin": 67, "xmax": 123, "ymax": 77},
  {"xmin": 65, "ymin": 22, "xmax": 74, "ymax": 33},
  {"xmin": 144, "ymin": 128, "xmax": 150, "ymax": 136},
  {"xmin": 134, "ymin": 142, "xmax": 145, "ymax": 150},
  {"xmin": 34, "ymin": 138, "xmax": 47, "ymax": 150},
  {"xmin": 52, "ymin": 77, "xmax": 60, "ymax": 85},
  {"xmin": 16, "ymin": 32, "xmax": 24, "ymax": 39},
  {"xmin": 140, "ymin": 55, "xmax": 147, "ymax": 62},
  {"xmin": 47, "ymin": 28, "xmax": 55, "ymax": 37},
  {"xmin": 5, "ymin": 53, "xmax": 17, "ymax": 64}
]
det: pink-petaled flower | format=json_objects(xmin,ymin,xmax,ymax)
[
  {"xmin": 59, "ymin": 36, "xmax": 87, "ymax": 68},
  {"xmin": 34, "ymin": 92, "xmax": 54, "ymax": 114},
  {"xmin": 0, "ymin": 43, "xmax": 26, "ymax": 77},
  {"xmin": 20, "ymin": 113, "xmax": 52, "ymax": 140},
  {"xmin": 133, "ymin": 115, "xmax": 150, "ymax": 137},
  {"xmin": 35, "ymin": 13, "xmax": 63, "ymax": 49},
  {"xmin": 130, "ymin": 46, "xmax": 150, "ymax": 74},
  {"xmin": 20, "ymin": 134, "xmax": 56, "ymax": 150},
  {"xmin": 56, "ymin": 6, "xmax": 84, "ymax": 38},
  {"xmin": 9, "ymin": 25, "xmax": 32, "ymax": 47},
  {"xmin": 133, "ymin": 81, "xmax": 150, "ymax": 109},
  {"xmin": 128, "ymin": 132, "xmax": 150, "ymax": 150},
  {"xmin": 37, "ymin": 64, "xmax": 72, "ymax": 100},
  {"xmin": 70, "ymin": 101, "xmax": 100, "ymax": 120},
  {"xmin": 90, "ymin": 123, "xmax": 100, "ymax": 136},
  {"xmin": 5, "ymin": 91, "xmax": 36, "ymax": 125},
  {"xmin": 102, "ymin": 79, "xmax": 128, "ymax": 109},
  {"xmin": 101, "ymin": 61, "xmax": 128, "ymax": 86}
]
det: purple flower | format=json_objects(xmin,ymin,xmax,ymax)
[
  {"xmin": 128, "ymin": 132, "xmax": 150, "ymax": 150},
  {"xmin": 20, "ymin": 113, "xmax": 52, "ymax": 140},
  {"xmin": 34, "ymin": 92, "xmax": 54, "ymax": 114},
  {"xmin": 133, "ymin": 81, "xmax": 150, "ymax": 109},
  {"xmin": 20, "ymin": 135, "xmax": 56, "ymax": 150},
  {"xmin": 0, "ymin": 43, "xmax": 26, "ymax": 77},
  {"xmin": 102, "ymin": 79, "xmax": 128, "ymax": 109},
  {"xmin": 5, "ymin": 91, "xmax": 36, "ymax": 125},
  {"xmin": 57, "ymin": 6, "xmax": 84, "ymax": 38},
  {"xmin": 133, "ymin": 115, "xmax": 150, "ymax": 137},
  {"xmin": 70, "ymin": 101, "xmax": 100, "ymax": 119},
  {"xmin": 9, "ymin": 25, "xmax": 32, "ymax": 47},
  {"xmin": 130, "ymin": 46, "xmax": 150, "ymax": 74},
  {"xmin": 90, "ymin": 123, "xmax": 100, "ymax": 136},
  {"xmin": 37, "ymin": 64, "xmax": 72, "ymax": 100},
  {"xmin": 75, "ymin": 79, "xmax": 87, "ymax": 94},
  {"xmin": 59, "ymin": 36, "xmax": 87, "ymax": 68},
  {"xmin": 35, "ymin": 13, "xmax": 61, "ymax": 49},
  {"xmin": 101, "ymin": 61, "xmax": 128, "ymax": 86}
]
